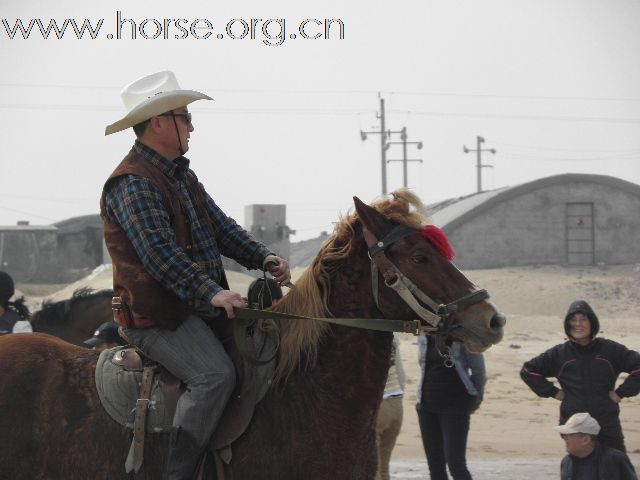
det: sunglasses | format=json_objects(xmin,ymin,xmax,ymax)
[{"xmin": 160, "ymin": 112, "xmax": 192, "ymax": 125}]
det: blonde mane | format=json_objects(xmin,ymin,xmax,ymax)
[{"xmin": 270, "ymin": 188, "xmax": 430, "ymax": 381}]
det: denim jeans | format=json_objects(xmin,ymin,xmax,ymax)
[
  {"xmin": 122, "ymin": 315, "xmax": 236, "ymax": 449},
  {"xmin": 416, "ymin": 410, "xmax": 472, "ymax": 480}
]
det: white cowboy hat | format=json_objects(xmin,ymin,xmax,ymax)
[{"xmin": 105, "ymin": 71, "xmax": 212, "ymax": 136}]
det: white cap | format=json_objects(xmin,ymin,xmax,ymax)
[{"xmin": 554, "ymin": 412, "xmax": 601, "ymax": 435}]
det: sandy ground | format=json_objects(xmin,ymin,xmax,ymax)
[{"xmin": 17, "ymin": 263, "xmax": 640, "ymax": 477}]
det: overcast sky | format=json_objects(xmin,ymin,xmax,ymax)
[{"xmin": 1, "ymin": 0, "xmax": 639, "ymax": 240}]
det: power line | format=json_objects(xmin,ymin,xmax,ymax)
[
  {"xmin": 3, "ymin": 82, "xmax": 640, "ymax": 103},
  {"xmin": 498, "ymin": 144, "xmax": 640, "ymax": 153},
  {"xmin": 0, "ymin": 205, "xmax": 57, "ymax": 222},
  {"xmin": 383, "ymin": 90, "xmax": 640, "ymax": 103},
  {"xmin": 400, "ymin": 110, "xmax": 640, "ymax": 125}
]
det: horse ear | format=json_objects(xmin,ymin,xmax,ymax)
[{"xmin": 353, "ymin": 196, "xmax": 388, "ymax": 238}]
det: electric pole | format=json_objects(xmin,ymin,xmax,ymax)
[
  {"xmin": 386, "ymin": 127, "xmax": 423, "ymax": 187},
  {"xmin": 463, "ymin": 136, "xmax": 496, "ymax": 193},
  {"xmin": 360, "ymin": 96, "xmax": 397, "ymax": 195}
]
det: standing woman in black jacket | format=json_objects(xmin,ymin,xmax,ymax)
[{"xmin": 520, "ymin": 300, "xmax": 640, "ymax": 452}]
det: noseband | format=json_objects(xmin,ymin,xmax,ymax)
[{"xmin": 363, "ymin": 225, "xmax": 489, "ymax": 335}]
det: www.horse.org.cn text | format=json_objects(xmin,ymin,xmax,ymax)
[{"xmin": 1, "ymin": 12, "xmax": 346, "ymax": 46}]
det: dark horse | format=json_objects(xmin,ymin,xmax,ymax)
[
  {"xmin": 30, "ymin": 288, "xmax": 114, "ymax": 346},
  {"xmin": 0, "ymin": 191, "xmax": 505, "ymax": 480}
]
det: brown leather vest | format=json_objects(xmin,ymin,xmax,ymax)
[{"xmin": 100, "ymin": 150, "xmax": 195, "ymax": 329}]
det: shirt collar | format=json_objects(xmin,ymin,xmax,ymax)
[{"xmin": 133, "ymin": 140, "xmax": 191, "ymax": 180}]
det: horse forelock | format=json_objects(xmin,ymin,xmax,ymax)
[{"xmin": 270, "ymin": 188, "xmax": 430, "ymax": 383}]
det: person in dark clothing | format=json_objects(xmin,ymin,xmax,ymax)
[
  {"xmin": 555, "ymin": 412, "xmax": 637, "ymax": 480},
  {"xmin": 521, "ymin": 300, "xmax": 640, "ymax": 453},
  {"xmin": 0, "ymin": 271, "xmax": 32, "ymax": 335},
  {"xmin": 416, "ymin": 334, "xmax": 486, "ymax": 480}
]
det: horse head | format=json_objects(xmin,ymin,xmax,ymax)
[{"xmin": 353, "ymin": 193, "xmax": 505, "ymax": 352}]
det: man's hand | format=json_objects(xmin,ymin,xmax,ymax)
[
  {"xmin": 609, "ymin": 390, "xmax": 622, "ymax": 404},
  {"xmin": 554, "ymin": 390, "xmax": 565, "ymax": 401},
  {"xmin": 210, "ymin": 290, "xmax": 247, "ymax": 318},
  {"xmin": 265, "ymin": 255, "xmax": 292, "ymax": 287}
]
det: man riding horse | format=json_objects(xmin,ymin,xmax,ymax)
[{"xmin": 102, "ymin": 71, "xmax": 291, "ymax": 480}]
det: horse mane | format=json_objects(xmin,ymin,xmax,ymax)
[
  {"xmin": 271, "ymin": 188, "xmax": 430, "ymax": 382},
  {"xmin": 31, "ymin": 288, "xmax": 113, "ymax": 328}
]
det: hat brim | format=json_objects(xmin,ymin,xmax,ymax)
[
  {"xmin": 554, "ymin": 425, "xmax": 575, "ymax": 434},
  {"xmin": 553, "ymin": 425, "xmax": 598, "ymax": 435},
  {"xmin": 83, "ymin": 336, "xmax": 104, "ymax": 346},
  {"xmin": 105, "ymin": 90, "xmax": 213, "ymax": 136}
]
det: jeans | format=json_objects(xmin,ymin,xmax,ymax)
[
  {"xmin": 416, "ymin": 409, "xmax": 472, "ymax": 480},
  {"xmin": 122, "ymin": 315, "xmax": 236, "ymax": 449}
]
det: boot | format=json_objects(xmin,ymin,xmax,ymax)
[{"xmin": 164, "ymin": 426, "xmax": 202, "ymax": 480}]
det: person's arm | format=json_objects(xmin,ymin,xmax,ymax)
[
  {"xmin": 203, "ymin": 192, "xmax": 273, "ymax": 270},
  {"xmin": 104, "ymin": 176, "xmax": 222, "ymax": 303},
  {"xmin": 613, "ymin": 342, "xmax": 640, "ymax": 400},
  {"xmin": 417, "ymin": 333, "xmax": 427, "ymax": 370},
  {"xmin": 393, "ymin": 336, "xmax": 407, "ymax": 391},
  {"xmin": 203, "ymin": 193, "xmax": 292, "ymax": 286},
  {"xmin": 612, "ymin": 449, "xmax": 638, "ymax": 480},
  {"xmin": 461, "ymin": 345, "xmax": 486, "ymax": 411},
  {"xmin": 465, "ymin": 348, "xmax": 486, "ymax": 394},
  {"xmin": 520, "ymin": 347, "xmax": 562, "ymax": 399}
]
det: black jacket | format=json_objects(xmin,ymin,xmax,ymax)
[
  {"xmin": 560, "ymin": 444, "xmax": 638, "ymax": 480},
  {"xmin": 520, "ymin": 337, "xmax": 640, "ymax": 425}
]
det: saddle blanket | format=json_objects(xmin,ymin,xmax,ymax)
[{"xmin": 95, "ymin": 347, "xmax": 176, "ymax": 433}]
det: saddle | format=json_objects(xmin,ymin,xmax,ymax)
[{"xmin": 94, "ymin": 313, "xmax": 278, "ymax": 475}]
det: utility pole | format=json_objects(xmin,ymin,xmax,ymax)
[
  {"xmin": 463, "ymin": 136, "xmax": 496, "ymax": 193},
  {"xmin": 360, "ymin": 96, "xmax": 398, "ymax": 195},
  {"xmin": 386, "ymin": 127, "xmax": 423, "ymax": 187}
]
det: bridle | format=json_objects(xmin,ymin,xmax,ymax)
[
  {"xmin": 363, "ymin": 224, "xmax": 490, "ymax": 366},
  {"xmin": 233, "ymin": 223, "xmax": 491, "ymax": 367}
]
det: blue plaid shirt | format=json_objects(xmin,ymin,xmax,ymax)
[{"xmin": 103, "ymin": 141, "xmax": 273, "ymax": 303}]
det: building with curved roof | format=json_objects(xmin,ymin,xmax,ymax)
[{"xmin": 430, "ymin": 174, "xmax": 640, "ymax": 268}]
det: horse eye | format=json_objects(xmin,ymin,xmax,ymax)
[{"xmin": 411, "ymin": 253, "xmax": 428, "ymax": 264}]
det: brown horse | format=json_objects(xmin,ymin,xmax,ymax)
[
  {"xmin": 30, "ymin": 288, "xmax": 113, "ymax": 346},
  {"xmin": 0, "ymin": 191, "xmax": 505, "ymax": 480}
]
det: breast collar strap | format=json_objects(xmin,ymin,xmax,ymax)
[{"xmin": 363, "ymin": 225, "xmax": 489, "ymax": 332}]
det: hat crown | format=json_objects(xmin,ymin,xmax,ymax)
[
  {"xmin": 555, "ymin": 412, "xmax": 601, "ymax": 435},
  {"xmin": 121, "ymin": 71, "xmax": 182, "ymax": 113}
]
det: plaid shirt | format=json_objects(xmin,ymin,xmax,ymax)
[{"xmin": 103, "ymin": 141, "xmax": 273, "ymax": 303}]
